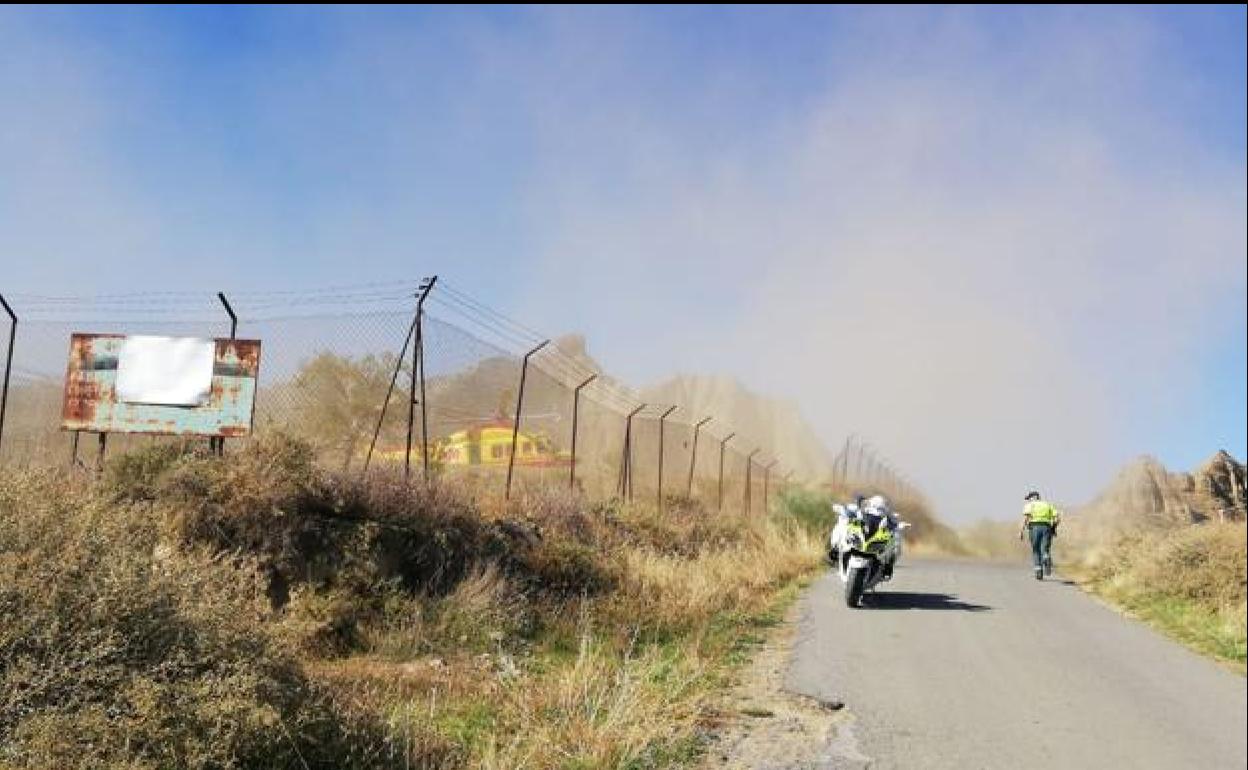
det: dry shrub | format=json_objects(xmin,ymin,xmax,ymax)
[
  {"xmin": 106, "ymin": 434, "xmax": 604, "ymax": 611},
  {"xmin": 278, "ymin": 588, "xmax": 371, "ymax": 658},
  {"xmin": 151, "ymin": 435, "xmax": 460, "ymax": 602},
  {"xmin": 103, "ymin": 439, "xmax": 209, "ymax": 502},
  {"xmin": 0, "ymin": 469, "xmax": 418, "ymax": 769},
  {"xmin": 6, "ymin": 434, "xmax": 832, "ymax": 768},
  {"xmin": 512, "ymin": 539, "xmax": 616, "ymax": 597},
  {"xmin": 477, "ymin": 632, "xmax": 708, "ymax": 770},
  {"xmin": 358, "ymin": 566, "xmax": 533, "ymax": 659},
  {"xmin": 612, "ymin": 519, "xmax": 821, "ymax": 633},
  {"xmin": 346, "ymin": 492, "xmax": 826, "ymax": 767},
  {"xmin": 1088, "ymin": 522, "xmax": 1247, "ymax": 664},
  {"xmin": 492, "ymin": 492, "xmax": 751, "ymax": 559},
  {"xmin": 1090, "ymin": 522, "xmax": 1247, "ymax": 609},
  {"xmin": 603, "ymin": 502, "xmax": 750, "ymax": 557}
]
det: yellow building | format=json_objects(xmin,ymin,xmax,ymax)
[
  {"xmin": 375, "ymin": 421, "xmax": 567, "ymax": 467},
  {"xmin": 438, "ymin": 421, "xmax": 567, "ymax": 467}
]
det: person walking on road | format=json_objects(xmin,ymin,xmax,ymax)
[{"xmin": 1020, "ymin": 491, "xmax": 1061, "ymax": 580}]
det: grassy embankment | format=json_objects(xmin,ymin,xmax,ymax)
[
  {"xmin": 0, "ymin": 434, "xmax": 835, "ymax": 769},
  {"xmin": 1078, "ymin": 523, "xmax": 1247, "ymax": 672}
]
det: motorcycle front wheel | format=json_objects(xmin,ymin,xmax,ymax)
[{"xmin": 844, "ymin": 565, "xmax": 867, "ymax": 608}]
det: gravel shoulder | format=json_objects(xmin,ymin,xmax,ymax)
[{"xmin": 697, "ymin": 598, "xmax": 849, "ymax": 770}]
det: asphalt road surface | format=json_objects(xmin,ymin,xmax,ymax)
[{"xmin": 786, "ymin": 558, "xmax": 1247, "ymax": 769}]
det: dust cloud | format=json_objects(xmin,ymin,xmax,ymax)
[
  {"xmin": 2, "ymin": 9, "xmax": 1242, "ymax": 522},
  {"xmin": 507, "ymin": 9, "xmax": 1247, "ymax": 522}
]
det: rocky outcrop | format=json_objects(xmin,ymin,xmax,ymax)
[
  {"xmin": 1194, "ymin": 450, "xmax": 1248, "ymax": 521},
  {"xmin": 1067, "ymin": 451, "xmax": 1246, "ymax": 547}
]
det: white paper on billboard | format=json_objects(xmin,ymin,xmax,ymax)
[{"xmin": 116, "ymin": 336, "xmax": 216, "ymax": 406}]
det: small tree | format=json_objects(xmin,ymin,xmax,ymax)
[{"xmin": 288, "ymin": 352, "xmax": 399, "ymax": 468}]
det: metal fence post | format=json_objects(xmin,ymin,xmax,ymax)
[
  {"xmin": 418, "ymin": 277, "xmax": 437, "ymax": 482},
  {"xmin": 855, "ymin": 441, "xmax": 871, "ymax": 487},
  {"xmin": 217, "ymin": 292, "xmax": 238, "ymax": 339},
  {"xmin": 0, "ymin": 294, "xmax": 16, "ymax": 459},
  {"xmin": 209, "ymin": 292, "xmax": 239, "ymax": 456},
  {"xmin": 95, "ymin": 432, "xmax": 108, "ymax": 473},
  {"xmin": 403, "ymin": 277, "xmax": 438, "ymax": 482},
  {"xmin": 744, "ymin": 448, "xmax": 760, "ymax": 516},
  {"xmin": 404, "ymin": 310, "xmax": 420, "ymax": 482},
  {"xmin": 717, "ymin": 432, "xmax": 735, "ymax": 512},
  {"xmin": 569, "ymin": 374, "xmax": 597, "ymax": 491},
  {"xmin": 838, "ymin": 434, "xmax": 852, "ymax": 488},
  {"xmin": 505, "ymin": 339, "xmax": 549, "ymax": 500},
  {"xmin": 763, "ymin": 460, "xmax": 777, "ymax": 514},
  {"xmin": 686, "ymin": 416, "xmax": 711, "ymax": 498},
  {"xmin": 657, "ymin": 405, "xmax": 676, "ymax": 512},
  {"xmin": 618, "ymin": 404, "xmax": 646, "ymax": 500}
]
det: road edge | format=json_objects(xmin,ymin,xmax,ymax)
[{"xmin": 696, "ymin": 576, "xmax": 852, "ymax": 769}]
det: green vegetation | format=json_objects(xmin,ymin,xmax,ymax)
[
  {"xmin": 1082, "ymin": 523, "xmax": 1247, "ymax": 671},
  {"xmin": 777, "ymin": 487, "xmax": 837, "ymax": 536},
  {"xmin": 0, "ymin": 434, "xmax": 828, "ymax": 769},
  {"xmin": 782, "ymin": 484, "xmax": 966, "ymax": 556}
]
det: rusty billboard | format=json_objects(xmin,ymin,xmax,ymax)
[{"xmin": 61, "ymin": 333, "xmax": 262, "ymax": 437}]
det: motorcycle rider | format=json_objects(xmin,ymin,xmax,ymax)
[
  {"xmin": 830, "ymin": 493, "xmax": 903, "ymax": 574},
  {"xmin": 862, "ymin": 494, "xmax": 902, "ymax": 580},
  {"xmin": 1020, "ymin": 490, "xmax": 1061, "ymax": 580}
]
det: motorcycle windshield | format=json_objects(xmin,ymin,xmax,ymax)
[{"xmin": 860, "ymin": 512, "xmax": 884, "ymax": 538}]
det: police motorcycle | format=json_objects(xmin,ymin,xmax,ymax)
[{"xmin": 828, "ymin": 496, "xmax": 909, "ymax": 608}]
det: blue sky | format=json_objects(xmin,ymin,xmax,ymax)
[{"xmin": 1, "ymin": 6, "xmax": 1244, "ymax": 519}]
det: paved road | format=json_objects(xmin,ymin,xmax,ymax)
[{"xmin": 786, "ymin": 558, "xmax": 1247, "ymax": 769}]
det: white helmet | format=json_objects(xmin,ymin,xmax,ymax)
[{"xmin": 865, "ymin": 494, "xmax": 891, "ymax": 514}]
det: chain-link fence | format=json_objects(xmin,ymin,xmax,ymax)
[
  {"xmin": 0, "ymin": 279, "xmax": 791, "ymax": 514},
  {"xmin": 826, "ymin": 433, "xmax": 928, "ymax": 510}
]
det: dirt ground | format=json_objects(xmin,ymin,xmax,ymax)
[{"xmin": 698, "ymin": 602, "xmax": 853, "ymax": 770}]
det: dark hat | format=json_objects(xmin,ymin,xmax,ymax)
[{"xmin": 1024, "ymin": 491, "xmax": 1041, "ymax": 501}]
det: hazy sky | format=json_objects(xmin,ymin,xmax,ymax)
[{"xmin": 2, "ymin": 6, "xmax": 1244, "ymax": 521}]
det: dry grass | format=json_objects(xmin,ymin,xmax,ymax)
[
  {"xmin": 1, "ymin": 434, "xmax": 827, "ymax": 768},
  {"xmin": 1083, "ymin": 522, "xmax": 1247, "ymax": 670},
  {"xmin": 0, "ymin": 469, "xmax": 420, "ymax": 769},
  {"xmin": 612, "ymin": 523, "xmax": 820, "ymax": 633},
  {"xmin": 337, "ymin": 512, "xmax": 823, "ymax": 769},
  {"xmin": 477, "ymin": 635, "xmax": 706, "ymax": 770}
]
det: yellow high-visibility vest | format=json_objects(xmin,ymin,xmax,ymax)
[{"xmin": 1025, "ymin": 500, "xmax": 1060, "ymax": 525}]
